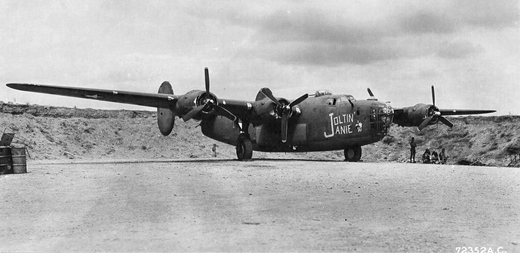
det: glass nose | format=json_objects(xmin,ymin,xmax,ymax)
[{"xmin": 382, "ymin": 104, "xmax": 394, "ymax": 127}]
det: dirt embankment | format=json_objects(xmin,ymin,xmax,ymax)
[{"xmin": 1, "ymin": 102, "xmax": 519, "ymax": 166}]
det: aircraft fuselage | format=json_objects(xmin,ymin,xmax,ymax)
[{"xmin": 201, "ymin": 94, "xmax": 393, "ymax": 153}]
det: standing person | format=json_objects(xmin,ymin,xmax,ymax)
[
  {"xmin": 212, "ymin": 144, "xmax": 217, "ymax": 157},
  {"xmin": 409, "ymin": 137, "xmax": 417, "ymax": 163}
]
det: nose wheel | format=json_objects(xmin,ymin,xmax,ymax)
[
  {"xmin": 236, "ymin": 134, "xmax": 253, "ymax": 161},
  {"xmin": 344, "ymin": 146, "xmax": 362, "ymax": 162}
]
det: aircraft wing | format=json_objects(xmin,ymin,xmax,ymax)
[
  {"xmin": 438, "ymin": 109, "xmax": 496, "ymax": 116},
  {"xmin": 217, "ymin": 98, "xmax": 254, "ymax": 119},
  {"xmin": 393, "ymin": 108, "xmax": 496, "ymax": 115},
  {"xmin": 392, "ymin": 104, "xmax": 495, "ymax": 129},
  {"xmin": 6, "ymin": 83, "xmax": 176, "ymax": 109}
]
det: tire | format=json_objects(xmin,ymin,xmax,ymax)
[
  {"xmin": 236, "ymin": 135, "xmax": 253, "ymax": 161},
  {"xmin": 353, "ymin": 146, "xmax": 362, "ymax": 161},
  {"xmin": 344, "ymin": 146, "xmax": 362, "ymax": 162}
]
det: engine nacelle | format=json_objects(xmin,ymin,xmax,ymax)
[
  {"xmin": 174, "ymin": 90, "xmax": 219, "ymax": 121},
  {"xmin": 157, "ymin": 81, "xmax": 176, "ymax": 136},
  {"xmin": 393, "ymin": 103, "xmax": 437, "ymax": 127}
]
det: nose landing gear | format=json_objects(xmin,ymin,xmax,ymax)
[{"xmin": 344, "ymin": 146, "xmax": 362, "ymax": 162}]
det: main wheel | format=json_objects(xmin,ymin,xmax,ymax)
[
  {"xmin": 344, "ymin": 146, "xmax": 362, "ymax": 162},
  {"xmin": 353, "ymin": 146, "xmax": 362, "ymax": 161},
  {"xmin": 236, "ymin": 135, "xmax": 253, "ymax": 161}
]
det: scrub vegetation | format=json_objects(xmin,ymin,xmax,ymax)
[{"xmin": 1, "ymin": 102, "xmax": 519, "ymax": 167}]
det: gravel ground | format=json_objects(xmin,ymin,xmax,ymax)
[{"xmin": 1, "ymin": 159, "xmax": 519, "ymax": 252}]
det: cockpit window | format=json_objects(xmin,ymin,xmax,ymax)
[
  {"xmin": 315, "ymin": 90, "xmax": 332, "ymax": 97},
  {"xmin": 326, "ymin": 95, "xmax": 356, "ymax": 106}
]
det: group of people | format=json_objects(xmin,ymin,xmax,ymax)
[
  {"xmin": 421, "ymin": 148, "xmax": 447, "ymax": 164},
  {"xmin": 409, "ymin": 137, "xmax": 448, "ymax": 164}
]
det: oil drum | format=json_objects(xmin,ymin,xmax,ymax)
[
  {"xmin": 0, "ymin": 146, "xmax": 12, "ymax": 175},
  {"xmin": 11, "ymin": 147, "xmax": 27, "ymax": 174}
]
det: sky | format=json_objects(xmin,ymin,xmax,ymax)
[{"xmin": 1, "ymin": 0, "xmax": 519, "ymax": 115}]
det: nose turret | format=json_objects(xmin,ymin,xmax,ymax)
[
  {"xmin": 369, "ymin": 101, "xmax": 394, "ymax": 137},
  {"xmin": 382, "ymin": 102, "xmax": 394, "ymax": 128}
]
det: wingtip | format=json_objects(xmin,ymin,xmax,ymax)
[
  {"xmin": 6, "ymin": 83, "xmax": 31, "ymax": 90},
  {"xmin": 6, "ymin": 83, "xmax": 22, "ymax": 89},
  {"xmin": 479, "ymin": 110, "xmax": 497, "ymax": 115}
]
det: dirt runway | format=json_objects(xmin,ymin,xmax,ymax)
[{"xmin": 1, "ymin": 160, "xmax": 519, "ymax": 252}]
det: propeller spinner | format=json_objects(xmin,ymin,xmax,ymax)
[{"xmin": 260, "ymin": 88, "xmax": 308, "ymax": 143}]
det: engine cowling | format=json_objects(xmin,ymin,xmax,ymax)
[
  {"xmin": 157, "ymin": 81, "xmax": 176, "ymax": 136},
  {"xmin": 252, "ymin": 88, "xmax": 308, "ymax": 143},
  {"xmin": 173, "ymin": 90, "xmax": 219, "ymax": 121},
  {"xmin": 393, "ymin": 103, "xmax": 437, "ymax": 127}
]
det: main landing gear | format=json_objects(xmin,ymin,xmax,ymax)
[
  {"xmin": 236, "ymin": 134, "xmax": 253, "ymax": 161},
  {"xmin": 235, "ymin": 119, "xmax": 253, "ymax": 161},
  {"xmin": 344, "ymin": 146, "xmax": 362, "ymax": 162}
]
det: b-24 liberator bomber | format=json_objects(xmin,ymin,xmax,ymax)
[{"xmin": 7, "ymin": 68, "xmax": 495, "ymax": 161}]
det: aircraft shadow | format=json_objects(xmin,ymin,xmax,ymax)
[
  {"xmin": 252, "ymin": 158, "xmax": 346, "ymax": 163},
  {"xmin": 33, "ymin": 157, "xmax": 349, "ymax": 165}
]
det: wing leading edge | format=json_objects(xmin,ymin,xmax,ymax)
[
  {"xmin": 6, "ymin": 83, "xmax": 255, "ymax": 122},
  {"xmin": 439, "ymin": 109, "xmax": 496, "ymax": 116},
  {"xmin": 6, "ymin": 83, "xmax": 176, "ymax": 109}
]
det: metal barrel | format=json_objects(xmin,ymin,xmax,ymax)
[
  {"xmin": 11, "ymin": 147, "xmax": 27, "ymax": 174},
  {"xmin": 0, "ymin": 146, "xmax": 13, "ymax": 175}
]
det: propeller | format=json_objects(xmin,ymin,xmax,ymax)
[
  {"xmin": 260, "ymin": 88, "xmax": 308, "ymax": 143},
  {"xmin": 367, "ymin": 88, "xmax": 377, "ymax": 100},
  {"xmin": 418, "ymin": 85, "xmax": 453, "ymax": 130},
  {"xmin": 260, "ymin": 88, "xmax": 281, "ymax": 107},
  {"xmin": 182, "ymin": 68, "xmax": 237, "ymax": 122},
  {"xmin": 205, "ymin": 68, "xmax": 210, "ymax": 94},
  {"xmin": 431, "ymin": 85, "xmax": 436, "ymax": 106}
]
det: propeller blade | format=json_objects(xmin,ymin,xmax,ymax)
[
  {"xmin": 281, "ymin": 113, "xmax": 288, "ymax": 143},
  {"xmin": 367, "ymin": 88, "xmax": 375, "ymax": 98},
  {"xmin": 438, "ymin": 116, "xmax": 453, "ymax": 128},
  {"xmin": 204, "ymin": 68, "xmax": 210, "ymax": 94},
  {"xmin": 289, "ymin": 93, "xmax": 308, "ymax": 107},
  {"xmin": 367, "ymin": 88, "xmax": 378, "ymax": 100},
  {"xmin": 216, "ymin": 105, "xmax": 237, "ymax": 122},
  {"xmin": 182, "ymin": 104, "xmax": 206, "ymax": 121},
  {"xmin": 418, "ymin": 116, "xmax": 434, "ymax": 130},
  {"xmin": 260, "ymin": 88, "xmax": 281, "ymax": 106},
  {"xmin": 431, "ymin": 85, "xmax": 435, "ymax": 106}
]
